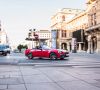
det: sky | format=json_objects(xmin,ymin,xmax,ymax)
[{"xmin": 0, "ymin": 0, "xmax": 86, "ymax": 46}]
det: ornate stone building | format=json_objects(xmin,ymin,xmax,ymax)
[
  {"xmin": 51, "ymin": 8, "xmax": 83, "ymax": 49},
  {"xmin": 65, "ymin": 11, "xmax": 88, "ymax": 52},
  {"xmin": 51, "ymin": 0, "xmax": 100, "ymax": 53},
  {"xmin": 86, "ymin": 0, "xmax": 100, "ymax": 53}
]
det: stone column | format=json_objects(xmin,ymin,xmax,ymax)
[
  {"xmin": 59, "ymin": 42, "xmax": 62, "ymax": 49},
  {"xmin": 96, "ymin": 33, "xmax": 100, "ymax": 53},
  {"xmin": 67, "ymin": 42, "xmax": 70, "ymax": 51},
  {"xmin": 87, "ymin": 41, "xmax": 90, "ymax": 53},
  {"xmin": 90, "ymin": 40, "xmax": 94, "ymax": 53},
  {"xmin": 58, "ymin": 30, "xmax": 62, "ymax": 49},
  {"xmin": 78, "ymin": 43, "xmax": 82, "ymax": 52},
  {"xmin": 87, "ymin": 35, "xmax": 91, "ymax": 53}
]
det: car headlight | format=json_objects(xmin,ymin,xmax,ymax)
[
  {"xmin": 58, "ymin": 50, "xmax": 63, "ymax": 53},
  {"xmin": 58, "ymin": 49, "xmax": 67, "ymax": 53},
  {"xmin": 58, "ymin": 51, "xmax": 62, "ymax": 53}
]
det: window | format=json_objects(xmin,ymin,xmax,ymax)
[
  {"xmin": 94, "ymin": 13, "xmax": 96, "ymax": 19},
  {"xmin": 62, "ymin": 30, "xmax": 66, "ymax": 37},
  {"xmin": 94, "ymin": 13, "xmax": 97, "ymax": 25},
  {"xmin": 90, "ymin": 14, "xmax": 93, "ymax": 26},
  {"xmin": 62, "ymin": 15, "xmax": 65, "ymax": 21},
  {"xmin": 94, "ymin": 20, "xmax": 97, "ymax": 25}
]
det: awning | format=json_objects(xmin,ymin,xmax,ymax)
[{"xmin": 25, "ymin": 38, "xmax": 48, "ymax": 41}]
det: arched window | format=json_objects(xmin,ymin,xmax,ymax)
[{"xmin": 62, "ymin": 15, "xmax": 65, "ymax": 21}]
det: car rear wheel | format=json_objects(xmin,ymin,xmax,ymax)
[
  {"xmin": 50, "ymin": 53, "xmax": 57, "ymax": 60},
  {"xmin": 27, "ymin": 53, "xmax": 33, "ymax": 59},
  {"xmin": 39, "ymin": 57, "xmax": 43, "ymax": 59},
  {"xmin": 3, "ymin": 53, "xmax": 7, "ymax": 56}
]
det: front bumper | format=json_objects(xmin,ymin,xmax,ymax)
[
  {"xmin": 60, "ymin": 53, "xmax": 69, "ymax": 59},
  {"xmin": 0, "ymin": 51, "xmax": 7, "ymax": 55}
]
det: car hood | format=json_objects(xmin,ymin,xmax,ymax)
[
  {"xmin": 49, "ymin": 49, "xmax": 67, "ymax": 52},
  {"xmin": 57, "ymin": 49, "xmax": 67, "ymax": 52}
]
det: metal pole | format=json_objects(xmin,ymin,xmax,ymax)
[
  {"xmin": 29, "ymin": 29, "xmax": 34, "ymax": 49},
  {"xmin": 32, "ymin": 30, "xmax": 33, "ymax": 49},
  {"xmin": 90, "ymin": 41, "xmax": 91, "ymax": 54},
  {"xmin": 32, "ymin": 29, "xmax": 36, "ymax": 49}
]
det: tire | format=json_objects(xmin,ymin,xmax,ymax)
[
  {"xmin": 50, "ymin": 53, "xmax": 57, "ymax": 60},
  {"xmin": 8, "ymin": 51, "xmax": 10, "ymax": 54},
  {"xmin": 60, "ymin": 58, "xmax": 64, "ymax": 60},
  {"xmin": 39, "ymin": 57, "xmax": 42, "ymax": 59},
  {"xmin": 27, "ymin": 53, "xmax": 33, "ymax": 59},
  {"xmin": 3, "ymin": 53, "xmax": 7, "ymax": 56},
  {"xmin": 60, "ymin": 55, "xmax": 64, "ymax": 60}
]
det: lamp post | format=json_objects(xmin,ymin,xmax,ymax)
[
  {"xmin": 29, "ymin": 29, "xmax": 36, "ymax": 49},
  {"xmin": 34, "ymin": 33, "xmax": 39, "ymax": 47}
]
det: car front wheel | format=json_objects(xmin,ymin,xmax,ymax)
[
  {"xmin": 3, "ymin": 53, "xmax": 7, "ymax": 56},
  {"xmin": 50, "ymin": 53, "xmax": 57, "ymax": 60},
  {"xmin": 27, "ymin": 53, "xmax": 33, "ymax": 59}
]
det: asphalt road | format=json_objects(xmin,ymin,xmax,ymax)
[
  {"xmin": 0, "ymin": 52, "xmax": 100, "ymax": 68},
  {"xmin": 0, "ymin": 52, "xmax": 100, "ymax": 90}
]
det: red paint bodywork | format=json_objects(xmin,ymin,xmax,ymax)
[{"xmin": 25, "ymin": 48, "xmax": 69, "ymax": 59}]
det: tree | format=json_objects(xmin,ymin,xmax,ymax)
[
  {"xmin": 17, "ymin": 44, "xmax": 23, "ymax": 52},
  {"xmin": 17, "ymin": 44, "xmax": 28, "ymax": 52},
  {"xmin": 23, "ymin": 45, "xmax": 28, "ymax": 49}
]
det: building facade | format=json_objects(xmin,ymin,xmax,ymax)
[
  {"xmin": 0, "ymin": 21, "xmax": 9, "ymax": 45},
  {"xmin": 86, "ymin": 0, "xmax": 100, "ymax": 53},
  {"xmin": 51, "ymin": 8, "xmax": 84, "ymax": 50},
  {"xmin": 65, "ymin": 11, "xmax": 88, "ymax": 52},
  {"xmin": 36, "ymin": 30, "xmax": 51, "ymax": 47},
  {"xmin": 51, "ymin": 0, "xmax": 100, "ymax": 53},
  {"xmin": 51, "ymin": 8, "xmax": 88, "ymax": 51},
  {"xmin": 26, "ymin": 29, "xmax": 51, "ymax": 49}
]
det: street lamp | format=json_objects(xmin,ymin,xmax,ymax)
[{"xmin": 29, "ymin": 29, "xmax": 36, "ymax": 49}]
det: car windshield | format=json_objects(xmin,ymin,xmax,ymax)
[
  {"xmin": 6, "ymin": 45, "xmax": 10, "ymax": 48},
  {"xmin": 0, "ymin": 45, "xmax": 6, "ymax": 50},
  {"xmin": 42, "ymin": 45, "xmax": 51, "ymax": 50}
]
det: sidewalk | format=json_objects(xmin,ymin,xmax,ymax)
[
  {"xmin": 0, "ymin": 64, "xmax": 100, "ymax": 90},
  {"xmin": 70, "ymin": 51, "xmax": 100, "ymax": 58}
]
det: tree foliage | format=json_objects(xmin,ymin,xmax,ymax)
[{"xmin": 17, "ymin": 44, "xmax": 28, "ymax": 52}]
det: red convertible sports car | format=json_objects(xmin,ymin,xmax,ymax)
[{"xmin": 25, "ymin": 45, "xmax": 69, "ymax": 60}]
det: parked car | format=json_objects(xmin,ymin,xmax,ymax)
[
  {"xmin": 0, "ymin": 45, "xmax": 8, "ymax": 56},
  {"xmin": 25, "ymin": 45, "xmax": 69, "ymax": 60},
  {"xmin": 5, "ymin": 45, "xmax": 11, "ymax": 54},
  {"xmin": 13, "ymin": 49, "xmax": 20, "ymax": 53}
]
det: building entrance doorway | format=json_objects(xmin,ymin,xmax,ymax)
[
  {"xmin": 61, "ymin": 43, "xmax": 67, "ymax": 50},
  {"xmin": 91, "ymin": 36, "xmax": 97, "ymax": 52}
]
